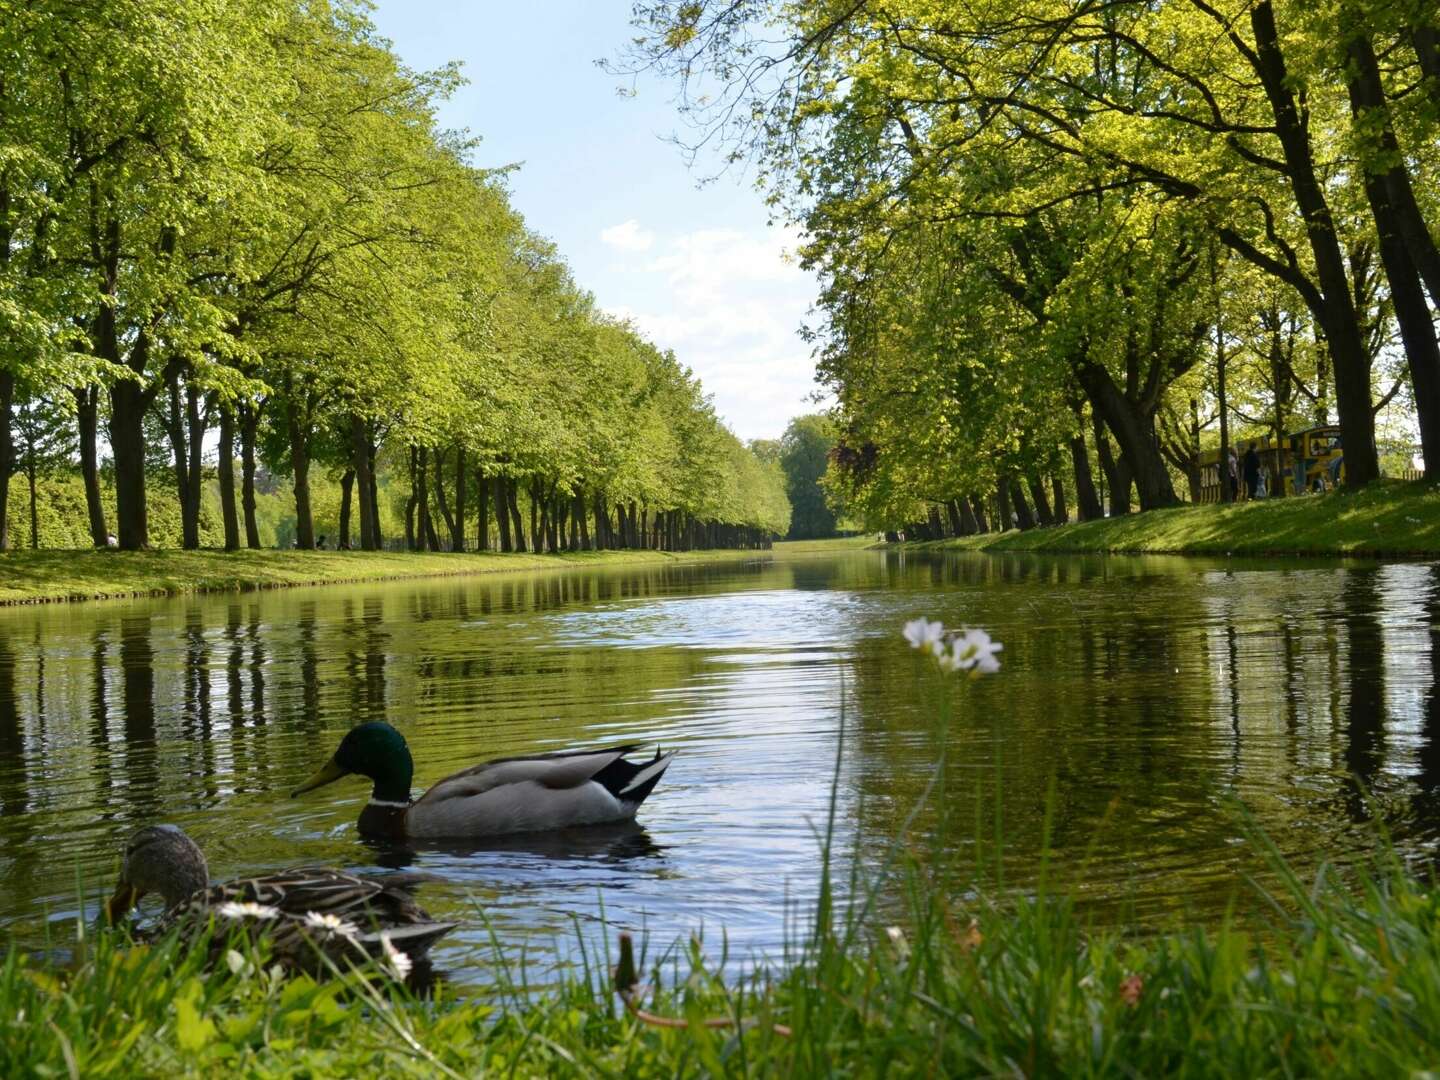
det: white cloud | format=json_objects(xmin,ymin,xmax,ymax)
[
  {"xmin": 600, "ymin": 224, "xmax": 826, "ymax": 441},
  {"xmin": 599, "ymin": 218, "xmax": 656, "ymax": 253}
]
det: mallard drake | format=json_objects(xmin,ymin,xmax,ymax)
[
  {"xmin": 291, "ymin": 721, "xmax": 676, "ymax": 840},
  {"xmin": 105, "ymin": 824, "xmax": 454, "ymax": 976}
]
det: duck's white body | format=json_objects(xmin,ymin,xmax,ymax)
[
  {"xmin": 379, "ymin": 745, "xmax": 675, "ymax": 839},
  {"xmin": 295, "ymin": 722, "xmax": 676, "ymax": 841}
]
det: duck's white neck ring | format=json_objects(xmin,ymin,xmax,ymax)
[{"xmin": 368, "ymin": 798, "xmax": 409, "ymax": 809}]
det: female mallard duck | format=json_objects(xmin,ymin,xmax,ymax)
[
  {"xmin": 291, "ymin": 721, "xmax": 675, "ymax": 840},
  {"xmin": 105, "ymin": 824, "xmax": 454, "ymax": 975}
]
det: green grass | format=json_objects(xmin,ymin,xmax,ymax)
[
  {"xmin": 927, "ymin": 479, "xmax": 1440, "ymax": 558},
  {"xmin": 771, "ymin": 535, "xmax": 879, "ymax": 555},
  {"xmin": 0, "ymin": 546, "xmax": 769, "ymax": 606},
  {"xmin": 8, "ymin": 829, "xmax": 1440, "ymax": 1076}
]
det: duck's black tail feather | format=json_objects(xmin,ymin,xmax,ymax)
[{"xmin": 594, "ymin": 748, "xmax": 676, "ymax": 810}]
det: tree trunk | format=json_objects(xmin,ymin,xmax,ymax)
[
  {"xmin": 416, "ymin": 447, "xmax": 436, "ymax": 552},
  {"xmin": 996, "ymin": 479, "xmax": 1014, "ymax": 531},
  {"xmin": 338, "ymin": 468, "xmax": 354, "ymax": 549},
  {"xmin": 1218, "ymin": 336, "xmax": 1233, "ymax": 503},
  {"xmin": 0, "ymin": 370, "xmax": 13, "ymax": 551},
  {"xmin": 1076, "ymin": 361, "xmax": 1176, "ymax": 509},
  {"xmin": 507, "ymin": 478, "xmax": 527, "ymax": 552},
  {"xmin": 1009, "ymin": 477, "xmax": 1036, "ymax": 530},
  {"xmin": 405, "ymin": 447, "xmax": 418, "ymax": 551},
  {"xmin": 927, "ymin": 503, "xmax": 946, "ymax": 539},
  {"xmin": 74, "ymin": 385, "xmax": 108, "ymax": 546},
  {"xmin": 26, "ymin": 455, "xmax": 37, "ymax": 549},
  {"xmin": 108, "ymin": 377, "xmax": 149, "ymax": 550},
  {"xmin": 164, "ymin": 367, "xmax": 194, "ymax": 548},
  {"xmin": 287, "ymin": 405, "xmax": 314, "ymax": 550},
  {"xmin": 184, "ymin": 384, "xmax": 205, "ymax": 549},
  {"xmin": 968, "ymin": 493, "xmax": 990, "ymax": 533},
  {"xmin": 1345, "ymin": 27, "xmax": 1440, "ymax": 309},
  {"xmin": 476, "ymin": 469, "xmax": 489, "ymax": 551},
  {"xmin": 494, "ymin": 475, "xmax": 512, "ymax": 552},
  {"xmin": 1069, "ymin": 431, "xmax": 1102, "ymax": 521},
  {"xmin": 453, "ymin": 446, "xmax": 466, "ymax": 552},
  {"xmin": 1027, "ymin": 474, "xmax": 1055, "ymax": 526},
  {"xmin": 431, "ymin": 447, "xmax": 454, "ymax": 550},
  {"xmin": 529, "ymin": 482, "xmax": 541, "ymax": 553},
  {"xmin": 351, "ymin": 414, "xmax": 376, "ymax": 550},
  {"xmin": 1248, "ymin": 1, "xmax": 1378, "ymax": 486},
  {"xmin": 1050, "ymin": 474, "xmax": 1069, "ymax": 525},
  {"xmin": 366, "ymin": 440, "xmax": 381, "ymax": 548},
  {"xmin": 575, "ymin": 489, "xmax": 590, "ymax": 550},
  {"xmin": 1092, "ymin": 413, "xmax": 1127, "ymax": 515},
  {"xmin": 218, "ymin": 406, "xmax": 240, "ymax": 550},
  {"xmin": 1344, "ymin": 37, "xmax": 1440, "ymax": 471},
  {"xmin": 592, "ymin": 494, "xmax": 608, "ymax": 550},
  {"xmin": 240, "ymin": 403, "xmax": 261, "ymax": 549}
]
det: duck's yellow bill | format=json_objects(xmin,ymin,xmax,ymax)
[
  {"xmin": 291, "ymin": 757, "xmax": 351, "ymax": 797},
  {"xmin": 105, "ymin": 882, "xmax": 140, "ymax": 923}
]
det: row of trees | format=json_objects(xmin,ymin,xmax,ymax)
[
  {"xmin": 628, "ymin": 0, "xmax": 1436, "ymax": 530},
  {"xmin": 0, "ymin": 0, "xmax": 788, "ymax": 553}
]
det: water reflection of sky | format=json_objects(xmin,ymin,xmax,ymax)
[{"xmin": 1, "ymin": 552, "xmax": 1439, "ymax": 984}]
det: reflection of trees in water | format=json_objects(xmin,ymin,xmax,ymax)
[
  {"xmin": 117, "ymin": 612, "xmax": 161, "ymax": 821},
  {"xmin": 1413, "ymin": 566, "xmax": 1440, "ymax": 828},
  {"xmin": 181, "ymin": 603, "xmax": 219, "ymax": 803},
  {"xmin": 0, "ymin": 624, "xmax": 28, "ymax": 819},
  {"xmin": 843, "ymin": 554, "xmax": 1228, "ymax": 920},
  {"xmin": 1341, "ymin": 570, "xmax": 1385, "ymax": 822}
]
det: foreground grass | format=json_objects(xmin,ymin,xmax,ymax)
[
  {"xmin": 7, "ymin": 844, "xmax": 1439, "ymax": 1077},
  {"xmin": 927, "ymin": 478, "xmax": 1440, "ymax": 558},
  {"xmin": 0, "ymin": 546, "xmax": 768, "ymax": 606}
]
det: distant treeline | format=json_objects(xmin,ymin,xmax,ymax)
[{"xmin": 0, "ymin": 1, "xmax": 789, "ymax": 553}]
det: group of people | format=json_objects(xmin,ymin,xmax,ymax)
[{"xmin": 1225, "ymin": 443, "xmax": 1269, "ymax": 501}]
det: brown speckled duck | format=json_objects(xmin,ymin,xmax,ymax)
[{"xmin": 105, "ymin": 824, "xmax": 454, "ymax": 976}]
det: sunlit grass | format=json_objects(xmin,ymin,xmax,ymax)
[
  {"xmin": 0, "ymin": 546, "xmax": 767, "ymax": 606},
  {"xmin": 926, "ymin": 479, "xmax": 1440, "ymax": 558}
]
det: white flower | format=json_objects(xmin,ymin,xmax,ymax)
[
  {"xmin": 303, "ymin": 911, "xmax": 359, "ymax": 939},
  {"xmin": 950, "ymin": 628, "xmax": 1003, "ymax": 674},
  {"xmin": 902, "ymin": 618, "xmax": 946, "ymax": 656},
  {"xmin": 379, "ymin": 932, "xmax": 412, "ymax": 980},
  {"xmin": 217, "ymin": 900, "xmax": 279, "ymax": 921}
]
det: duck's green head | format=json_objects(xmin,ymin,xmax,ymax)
[{"xmin": 291, "ymin": 721, "xmax": 414, "ymax": 804}]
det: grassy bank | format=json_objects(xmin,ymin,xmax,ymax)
[
  {"xmin": 7, "ymin": 840, "xmax": 1438, "ymax": 1076},
  {"xmin": 0, "ymin": 546, "xmax": 770, "ymax": 606},
  {"xmin": 926, "ymin": 478, "xmax": 1440, "ymax": 558}
]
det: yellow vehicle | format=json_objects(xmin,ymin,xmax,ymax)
[{"xmin": 1197, "ymin": 425, "xmax": 1345, "ymax": 503}]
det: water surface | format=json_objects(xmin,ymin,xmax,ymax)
[{"xmin": 1, "ymin": 549, "xmax": 1437, "ymax": 982}]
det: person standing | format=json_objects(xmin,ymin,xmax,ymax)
[{"xmin": 1242, "ymin": 442, "xmax": 1261, "ymax": 500}]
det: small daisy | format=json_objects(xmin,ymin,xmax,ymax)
[
  {"xmin": 951, "ymin": 628, "xmax": 1003, "ymax": 674},
  {"xmin": 217, "ymin": 900, "xmax": 279, "ymax": 921},
  {"xmin": 379, "ymin": 932, "xmax": 413, "ymax": 980},
  {"xmin": 303, "ymin": 911, "xmax": 359, "ymax": 939},
  {"xmin": 902, "ymin": 617, "xmax": 946, "ymax": 656}
]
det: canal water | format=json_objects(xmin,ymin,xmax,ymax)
[{"xmin": 1, "ymin": 549, "xmax": 1437, "ymax": 983}]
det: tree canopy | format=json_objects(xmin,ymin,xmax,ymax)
[
  {"xmin": 623, "ymin": 0, "xmax": 1436, "ymax": 533},
  {"xmin": 0, "ymin": 0, "xmax": 788, "ymax": 552}
]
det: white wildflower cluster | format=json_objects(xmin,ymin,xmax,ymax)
[
  {"xmin": 303, "ymin": 911, "xmax": 360, "ymax": 940},
  {"xmin": 217, "ymin": 900, "xmax": 280, "ymax": 921},
  {"xmin": 379, "ymin": 931, "xmax": 413, "ymax": 980},
  {"xmin": 902, "ymin": 618, "xmax": 1002, "ymax": 675}
]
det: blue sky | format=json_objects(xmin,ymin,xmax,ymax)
[{"xmin": 368, "ymin": 1, "xmax": 821, "ymax": 442}]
